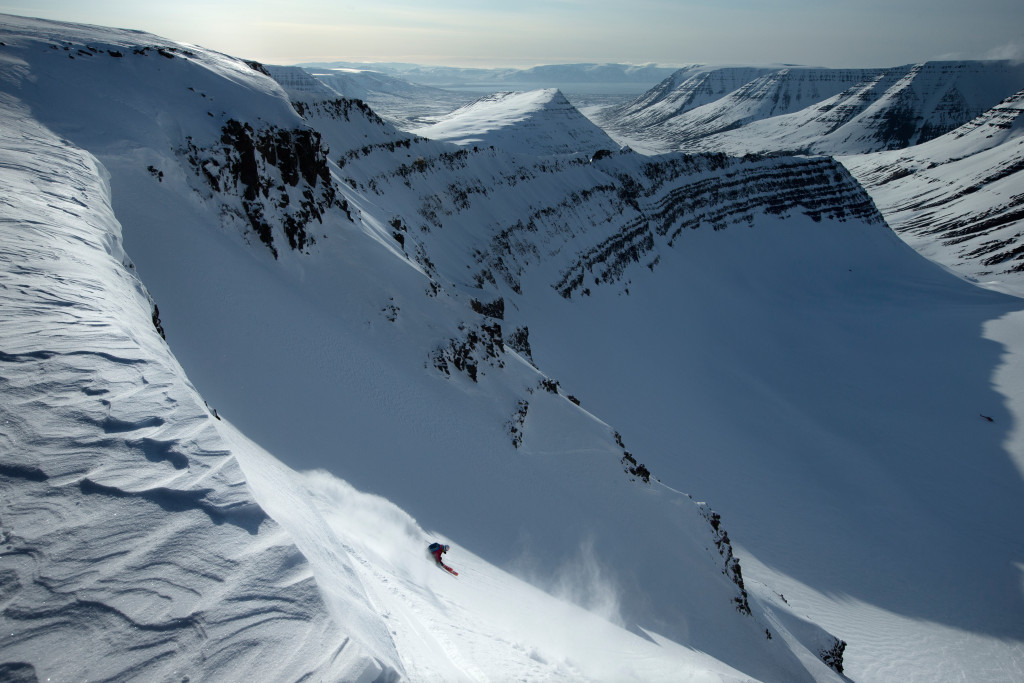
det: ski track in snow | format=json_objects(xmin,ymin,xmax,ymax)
[{"xmin": 229, "ymin": 434, "xmax": 753, "ymax": 682}]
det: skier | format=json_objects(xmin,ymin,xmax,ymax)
[{"xmin": 427, "ymin": 542, "xmax": 457, "ymax": 575}]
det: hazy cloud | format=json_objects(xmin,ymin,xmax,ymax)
[
  {"xmin": 3, "ymin": 0, "xmax": 1024, "ymax": 67},
  {"xmin": 985, "ymin": 42, "xmax": 1024, "ymax": 64}
]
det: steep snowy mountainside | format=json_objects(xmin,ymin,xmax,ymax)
[
  {"xmin": 332, "ymin": 127, "xmax": 1024, "ymax": 682},
  {"xmin": 601, "ymin": 65, "xmax": 867, "ymax": 140},
  {"xmin": 410, "ymin": 88, "xmax": 618, "ymax": 155},
  {"xmin": 5, "ymin": 13, "xmax": 1024, "ymax": 682},
  {"xmin": 299, "ymin": 63, "xmax": 678, "ymax": 130},
  {"xmin": 0, "ymin": 95, "xmax": 397, "ymax": 683},
  {"xmin": 0, "ymin": 94, "xmax": 760, "ymax": 683},
  {"xmin": 266, "ymin": 64, "xmax": 422, "ymax": 155},
  {"xmin": 602, "ymin": 61, "xmax": 1024, "ymax": 155},
  {"xmin": 841, "ymin": 88, "xmax": 1024, "ymax": 297},
  {"xmin": 0, "ymin": 13, "xmax": 850, "ymax": 682},
  {"xmin": 264, "ymin": 64, "xmax": 427, "ymax": 163}
]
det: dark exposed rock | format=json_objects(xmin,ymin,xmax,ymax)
[
  {"xmin": 151, "ymin": 304, "xmax": 166, "ymax": 340},
  {"xmin": 432, "ymin": 322, "xmax": 505, "ymax": 382},
  {"xmin": 243, "ymin": 60, "xmax": 271, "ymax": 77},
  {"xmin": 821, "ymin": 638, "xmax": 847, "ymax": 674},
  {"xmin": 182, "ymin": 119, "xmax": 347, "ymax": 257},
  {"xmin": 698, "ymin": 505, "xmax": 751, "ymax": 615},
  {"xmin": 505, "ymin": 326, "xmax": 532, "ymax": 360},
  {"xmin": 293, "ymin": 97, "xmax": 387, "ymax": 127},
  {"xmin": 470, "ymin": 297, "xmax": 505, "ymax": 320},
  {"xmin": 506, "ymin": 400, "xmax": 529, "ymax": 448}
]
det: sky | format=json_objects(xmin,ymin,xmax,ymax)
[{"xmin": 2, "ymin": 0, "xmax": 1023, "ymax": 69}]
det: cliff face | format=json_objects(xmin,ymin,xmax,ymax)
[
  {"xmin": 330, "ymin": 137, "xmax": 881, "ymax": 304},
  {"xmin": 182, "ymin": 118, "xmax": 346, "ymax": 257}
]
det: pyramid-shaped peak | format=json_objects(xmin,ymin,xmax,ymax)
[{"xmin": 411, "ymin": 88, "xmax": 615, "ymax": 155}]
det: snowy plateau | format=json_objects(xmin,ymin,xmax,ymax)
[{"xmin": 1, "ymin": 13, "xmax": 1023, "ymax": 683}]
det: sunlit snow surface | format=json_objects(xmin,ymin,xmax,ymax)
[
  {"xmin": 0, "ymin": 78, "xmax": 751, "ymax": 682},
  {"xmin": 411, "ymin": 89, "xmax": 617, "ymax": 154},
  {"xmin": 2, "ymin": 12, "xmax": 1024, "ymax": 683}
]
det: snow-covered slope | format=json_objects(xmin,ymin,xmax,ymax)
[
  {"xmin": 0, "ymin": 14, "xmax": 846, "ymax": 682},
  {"xmin": 602, "ymin": 62, "xmax": 1024, "ymax": 155},
  {"xmin": 411, "ymin": 88, "xmax": 617, "ymax": 155},
  {"xmin": 600, "ymin": 66, "xmax": 869, "ymax": 147},
  {"xmin": 840, "ymin": 88, "xmax": 1024, "ymax": 296},
  {"xmin": 0, "ymin": 101, "xmax": 760, "ymax": 682},
  {"xmin": 0, "ymin": 92, "xmax": 398, "ymax": 683},
  {"xmin": 3, "ymin": 13, "xmax": 1024, "ymax": 683}
]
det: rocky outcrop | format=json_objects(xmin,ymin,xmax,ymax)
[
  {"xmin": 697, "ymin": 505, "xmax": 751, "ymax": 615},
  {"xmin": 182, "ymin": 119, "xmax": 348, "ymax": 257}
]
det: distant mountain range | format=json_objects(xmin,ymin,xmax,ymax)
[
  {"xmin": 592, "ymin": 61, "xmax": 1024, "ymax": 293},
  {"xmin": 297, "ymin": 61, "xmax": 679, "ymax": 92},
  {"xmin": 291, "ymin": 61, "xmax": 681, "ymax": 127},
  {"xmin": 599, "ymin": 61, "xmax": 1024, "ymax": 156},
  {"xmin": 842, "ymin": 87, "xmax": 1024, "ymax": 295}
]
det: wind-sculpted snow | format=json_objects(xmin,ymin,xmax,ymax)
[
  {"xmin": 602, "ymin": 61, "xmax": 1024, "ymax": 156},
  {"xmin": 841, "ymin": 89, "xmax": 1024, "ymax": 296},
  {"xmin": 0, "ymin": 98, "xmax": 395, "ymax": 681}
]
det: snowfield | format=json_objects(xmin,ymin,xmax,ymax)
[
  {"xmin": 2, "ymin": 13, "xmax": 1024, "ymax": 683},
  {"xmin": 411, "ymin": 89, "xmax": 617, "ymax": 154}
]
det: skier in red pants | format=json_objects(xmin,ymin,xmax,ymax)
[{"xmin": 427, "ymin": 542, "xmax": 457, "ymax": 575}]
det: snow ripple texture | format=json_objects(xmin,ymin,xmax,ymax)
[{"xmin": 0, "ymin": 97, "xmax": 393, "ymax": 683}]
